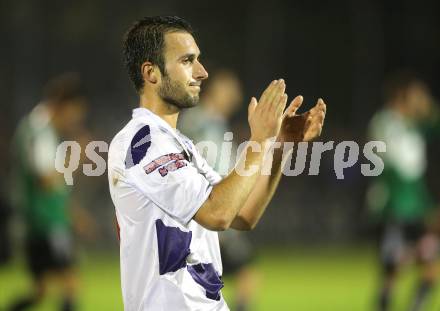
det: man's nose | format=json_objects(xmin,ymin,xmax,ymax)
[{"xmin": 194, "ymin": 61, "xmax": 208, "ymax": 80}]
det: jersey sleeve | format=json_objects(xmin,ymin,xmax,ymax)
[
  {"xmin": 192, "ymin": 151, "xmax": 222, "ymax": 186},
  {"xmin": 181, "ymin": 133, "xmax": 223, "ymax": 185},
  {"xmin": 126, "ymin": 145, "xmax": 214, "ymax": 225}
]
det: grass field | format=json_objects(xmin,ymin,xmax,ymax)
[{"xmin": 1, "ymin": 246, "xmax": 439, "ymax": 311}]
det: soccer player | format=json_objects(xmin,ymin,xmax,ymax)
[
  {"xmin": 367, "ymin": 72, "xmax": 440, "ymax": 311},
  {"xmin": 9, "ymin": 74, "xmax": 87, "ymax": 311},
  {"xmin": 108, "ymin": 16, "xmax": 326, "ymax": 311}
]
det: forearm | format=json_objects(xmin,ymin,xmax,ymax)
[
  {"xmin": 195, "ymin": 79, "xmax": 289, "ymax": 231},
  {"xmin": 231, "ymin": 145, "xmax": 290, "ymax": 230},
  {"xmin": 194, "ymin": 138, "xmax": 267, "ymax": 231}
]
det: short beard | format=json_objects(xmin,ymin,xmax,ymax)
[{"xmin": 158, "ymin": 73, "xmax": 199, "ymax": 110}]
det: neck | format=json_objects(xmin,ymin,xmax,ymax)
[{"xmin": 140, "ymin": 89, "xmax": 179, "ymax": 128}]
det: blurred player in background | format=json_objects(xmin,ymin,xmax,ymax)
[
  {"xmin": 8, "ymin": 73, "xmax": 88, "ymax": 311},
  {"xmin": 179, "ymin": 69, "xmax": 259, "ymax": 311},
  {"xmin": 367, "ymin": 72, "xmax": 440, "ymax": 311}
]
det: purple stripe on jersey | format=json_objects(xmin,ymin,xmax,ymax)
[
  {"xmin": 187, "ymin": 263, "xmax": 224, "ymax": 301},
  {"xmin": 125, "ymin": 125, "xmax": 151, "ymax": 168},
  {"xmin": 155, "ymin": 219, "xmax": 192, "ymax": 275}
]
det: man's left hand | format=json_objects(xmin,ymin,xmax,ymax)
[{"xmin": 277, "ymin": 95, "xmax": 326, "ymax": 143}]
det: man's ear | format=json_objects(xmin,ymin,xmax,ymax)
[{"xmin": 141, "ymin": 61, "xmax": 159, "ymax": 84}]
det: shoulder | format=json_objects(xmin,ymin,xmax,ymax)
[
  {"xmin": 369, "ymin": 109, "xmax": 396, "ymax": 139},
  {"xmin": 109, "ymin": 118, "xmax": 184, "ymax": 171}
]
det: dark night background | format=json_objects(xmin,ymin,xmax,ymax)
[{"xmin": 1, "ymin": 0, "xmax": 439, "ymax": 246}]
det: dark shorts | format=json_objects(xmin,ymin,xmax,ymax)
[
  {"xmin": 219, "ymin": 230, "xmax": 255, "ymax": 275},
  {"xmin": 379, "ymin": 222, "xmax": 438, "ymax": 273},
  {"xmin": 25, "ymin": 233, "xmax": 74, "ymax": 279}
]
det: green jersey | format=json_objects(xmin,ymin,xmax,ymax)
[
  {"xmin": 12, "ymin": 104, "xmax": 71, "ymax": 237},
  {"xmin": 367, "ymin": 108, "xmax": 435, "ymax": 223}
]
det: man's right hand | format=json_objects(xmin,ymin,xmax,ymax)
[{"xmin": 248, "ymin": 79, "xmax": 288, "ymax": 142}]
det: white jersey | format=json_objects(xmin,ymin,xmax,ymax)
[{"xmin": 108, "ymin": 107, "xmax": 229, "ymax": 311}]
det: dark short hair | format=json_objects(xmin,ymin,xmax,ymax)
[
  {"xmin": 43, "ymin": 72, "xmax": 85, "ymax": 104},
  {"xmin": 122, "ymin": 16, "xmax": 194, "ymax": 93}
]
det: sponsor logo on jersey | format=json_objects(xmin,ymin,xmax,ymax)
[{"xmin": 144, "ymin": 152, "xmax": 187, "ymax": 176}]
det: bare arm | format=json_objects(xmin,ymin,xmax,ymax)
[
  {"xmin": 231, "ymin": 96, "xmax": 327, "ymax": 230},
  {"xmin": 194, "ymin": 141, "xmax": 267, "ymax": 231},
  {"xmin": 194, "ymin": 80, "xmax": 287, "ymax": 231},
  {"xmin": 230, "ymin": 145, "xmax": 285, "ymax": 230}
]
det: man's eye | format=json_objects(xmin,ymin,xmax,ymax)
[{"xmin": 183, "ymin": 58, "xmax": 193, "ymax": 64}]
